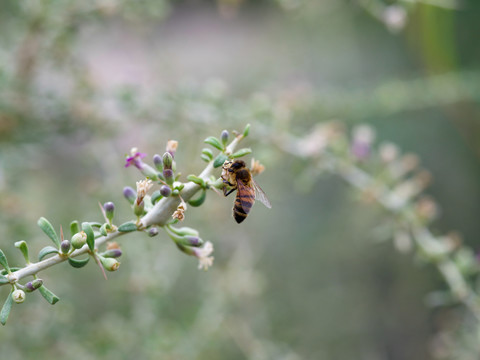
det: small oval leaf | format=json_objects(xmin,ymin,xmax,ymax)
[
  {"xmin": 231, "ymin": 148, "xmax": 252, "ymax": 159},
  {"xmin": 0, "ymin": 249, "xmax": 10, "ymax": 273},
  {"xmin": 201, "ymin": 148, "xmax": 213, "ymax": 160},
  {"xmin": 37, "ymin": 217, "xmax": 60, "ymax": 248},
  {"xmin": 186, "ymin": 175, "xmax": 205, "ymax": 187},
  {"xmin": 118, "ymin": 222, "xmax": 138, "ymax": 233},
  {"xmin": 82, "ymin": 222, "xmax": 95, "ymax": 252},
  {"xmin": 68, "ymin": 257, "xmax": 90, "ymax": 269},
  {"xmin": 151, "ymin": 190, "xmax": 162, "ymax": 204},
  {"xmin": 0, "ymin": 291, "xmax": 13, "ymax": 325},
  {"xmin": 204, "ymin": 136, "xmax": 224, "ymax": 150},
  {"xmin": 38, "ymin": 285, "xmax": 60, "ymax": 305},
  {"xmin": 200, "ymin": 154, "xmax": 211, "ymax": 163},
  {"xmin": 38, "ymin": 246, "xmax": 59, "ymax": 261},
  {"xmin": 188, "ymin": 189, "xmax": 206, "ymax": 207},
  {"xmin": 70, "ymin": 221, "xmax": 80, "ymax": 238},
  {"xmin": 99, "ymin": 223, "xmax": 108, "ymax": 237},
  {"xmin": 14, "ymin": 241, "xmax": 29, "ymax": 263},
  {"xmin": 213, "ymin": 154, "xmax": 228, "ymax": 168},
  {"xmin": 243, "ymin": 123, "xmax": 251, "ymax": 137}
]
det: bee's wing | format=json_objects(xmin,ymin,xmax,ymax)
[{"xmin": 252, "ymin": 179, "xmax": 271, "ymax": 209}]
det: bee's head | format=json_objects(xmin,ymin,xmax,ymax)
[
  {"xmin": 230, "ymin": 160, "xmax": 246, "ymax": 172},
  {"xmin": 222, "ymin": 159, "xmax": 246, "ymax": 173}
]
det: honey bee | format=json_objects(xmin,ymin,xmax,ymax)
[{"xmin": 221, "ymin": 159, "xmax": 271, "ymax": 223}]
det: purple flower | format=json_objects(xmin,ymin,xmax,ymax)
[{"xmin": 125, "ymin": 149, "xmax": 146, "ymax": 170}]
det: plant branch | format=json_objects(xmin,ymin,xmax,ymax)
[{"xmin": 2, "ymin": 133, "xmax": 244, "ymax": 286}]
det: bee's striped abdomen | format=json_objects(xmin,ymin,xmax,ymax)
[{"xmin": 233, "ymin": 189, "xmax": 255, "ymax": 224}]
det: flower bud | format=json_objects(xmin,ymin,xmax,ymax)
[
  {"xmin": 99, "ymin": 256, "xmax": 120, "ymax": 272},
  {"xmin": 221, "ymin": 130, "xmax": 229, "ymax": 145},
  {"xmin": 134, "ymin": 199, "xmax": 145, "ymax": 216},
  {"xmin": 163, "ymin": 169, "xmax": 174, "ymax": 185},
  {"xmin": 163, "ymin": 152, "xmax": 173, "ymax": 170},
  {"xmin": 25, "ymin": 279, "xmax": 43, "ymax": 292},
  {"xmin": 184, "ymin": 236, "xmax": 204, "ymax": 247},
  {"xmin": 101, "ymin": 249, "xmax": 123, "ymax": 258},
  {"xmin": 351, "ymin": 125, "xmax": 375, "ymax": 160},
  {"xmin": 123, "ymin": 186, "xmax": 136, "ymax": 204},
  {"xmin": 148, "ymin": 227, "xmax": 159, "ymax": 237},
  {"xmin": 104, "ymin": 202, "xmax": 115, "ymax": 222},
  {"xmin": 12, "ymin": 289, "xmax": 25, "ymax": 304},
  {"xmin": 60, "ymin": 240, "xmax": 71, "ymax": 254},
  {"xmin": 153, "ymin": 154, "xmax": 163, "ymax": 171},
  {"xmin": 71, "ymin": 231, "xmax": 87, "ymax": 249},
  {"xmin": 160, "ymin": 185, "xmax": 172, "ymax": 197}
]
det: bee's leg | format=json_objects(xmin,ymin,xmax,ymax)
[{"xmin": 223, "ymin": 187, "xmax": 236, "ymax": 197}]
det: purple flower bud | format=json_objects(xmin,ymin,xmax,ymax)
[
  {"xmin": 123, "ymin": 186, "xmax": 136, "ymax": 204},
  {"xmin": 351, "ymin": 125, "xmax": 375, "ymax": 160},
  {"xmin": 25, "ymin": 279, "xmax": 43, "ymax": 292},
  {"xmin": 153, "ymin": 154, "xmax": 163, "ymax": 171},
  {"xmin": 160, "ymin": 185, "xmax": 172, "ymax": 197},
  {"xmin": 221, "ymin": 130, "xmax": 229, "ymax": 145},
  {"xmin": 104, "ymin": 202, "xmax": 115, "ymax": 222},
  {"xmin": 351, "ymin": 142, "xmax": 371, "ymax": 160},
  {"xmin": 163, "ymin": 169, "xmax": 174, "ymax": 185},
  {"xmin": 60, "ymin": 240, "xmax": 71, "ymax": 254},
  {"xmin": 101, "ymin": 249, "xmax": 123, "ymax": 258},
  {"xmin": 148, "ymin": 227, "xmax": 159, "ymax": 237},
  {"xmin": 184, "ymin": 236, "xmax": 203, "ymax": 247}
]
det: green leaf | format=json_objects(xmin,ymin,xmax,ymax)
[
  {"xmin": 118, "ymin": 221, "xmax": 138, "ymax": 233},
  {"xmin": 70, "ymin": 221, "xmax": 80, "ymax": 237},
  {"xmin": 37, "ymin": 217, "xmax": 60, "ymax": 248},
  {"xmin": 68, "ymin": 257, "xmax": 90, "ymax": 269},
  {"xmin": 38, "ymin": 246, "xmax": 59, "ymax": 261},
  {"xmin": 204, "ymin": 136, "xmax": 224, "ymax": 151},
  {"xmin": 201, "ymin": 148, "xmax": 213, "ymax": 160},
  {"xmin": 89, "ymin": 222, "xmax": 103, "ymax": 228},
  {"xmin": 0, "ymin": 274, "xmax": 9, "ymax": 285},
  {"xmin": 38, "ymin": 285, "xmax": 59, "ymax": 305},
  {"xmin": 200, "ymin": 154, "xmax": 211, "ymax": 163},
  {"xmin": 14, "ymin": 241, "xmax": 30, "ymax": 263},
  {"xmin": 82, "ymin": 222, "xmax": 95, "ymax": 252},
  {"xmin": 99, "ymin": 223, "xmax": 108, "ymax": 237},
  {"xmin": 0, "ymin": 249, "xmax": 10, "ymax": 273},
  {"xmin": 188, "ymin": 189, "xmax": 206, "ymax": 207},
  {"xmin": 213, "ymin": 153, "xmax": 228, "ymax": 168},
  {"xmin": 186, "ymin": 175, "xmax": 206, "ymax": 187},
  {"xmin": 0, "ymin": 291, "xmax": 13, "ymax": 325},
  {"xmin": 231, "ymin": 148, "xmax": 252, "ymax": 158},
  {"xmin": 243, "ymin": 123, "xmax": 250, "ymax": 137},
  {"xmin": 151, "ymin": 190, "xmax": 162, "ymax": 204}
]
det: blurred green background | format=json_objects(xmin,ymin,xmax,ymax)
[{"xmin": 1, "ymin": 0, "xmax": 480, "ymax": 359}]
